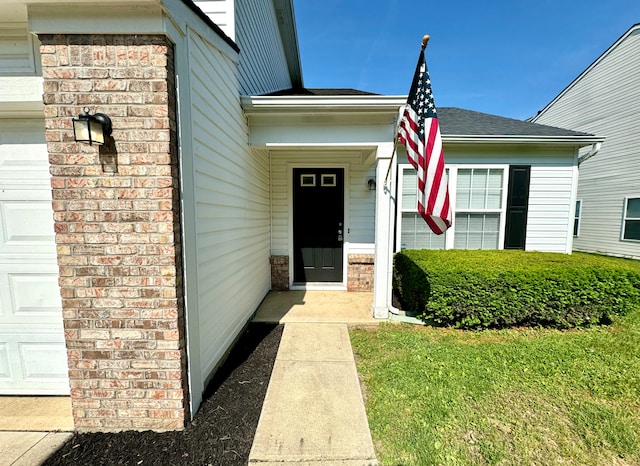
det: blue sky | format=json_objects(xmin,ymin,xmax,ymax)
[{"xmin": 293, "ymin": 1, "xmax": 640, "ymax": 120}]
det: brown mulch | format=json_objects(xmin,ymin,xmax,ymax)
[{"xmin": 43, "ymin": 323, "xmax": 283, "ymax": 466}]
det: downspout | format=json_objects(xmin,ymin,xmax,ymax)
[{"xmin": 578, "ymin": 142, "xmax": 602, "ymax": 166}]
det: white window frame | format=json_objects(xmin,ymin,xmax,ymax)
[
  {"xmin": 574, "ymin": 199, "xmax": 582, "ymax": 237},
  {"xmin": 396, "ymin": 164, "xmax": 509, "ymax": 251},
  {"xmin": 621, "ymin": 196, "xmax": 640, "ymax": 242}
]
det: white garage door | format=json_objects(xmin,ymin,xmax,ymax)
[{"xmin": 0, "ymin": 119, "xmax": 69, "ymax": 394}]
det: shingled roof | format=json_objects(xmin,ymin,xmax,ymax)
[
  {"xmin": 255, "ymin": 88, "xmax": 596, "ymax": 139},
  {"xmin": 264, "ymin": 88, "xmax": 379, "ymax": 96},
  {"xmin": 437, "ymin": 107, "xmax": 594, "ymax": 137}
]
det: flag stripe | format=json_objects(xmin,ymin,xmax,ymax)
[{"xmin": 397, "ymin": 49, "xmax": 451, "ymax": 235}]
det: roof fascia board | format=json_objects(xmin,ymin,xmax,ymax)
[
  {"xmin": 242, "ymin": 95, "xmax": 406, "ymax": 113},
  {"xmin": 443, "ymin": 135, "xmax": 604, "ymax": 146},
  {"xmin": 533, "ymin": 23, "xmax": 640, "ymax": 121},
  {"xmin": 272, "ymin": 0, "xmax": 303, "ymax": 88}
]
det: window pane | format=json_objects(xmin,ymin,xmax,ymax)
[
  {"xmin": 483, "ymin": 214, "xmax": 499, "ymax": 231},
  {"xmin": 486, "ymin": 189, "xmax": 502, "ymax": 209},
  {"xmin": 457, "ymin": 169, "xmax": 472, "ymax": 189},
  {"xmin": 575, "ymin": 200, "xmax": 581, "ymax": 217},
  {"xmin": 456, "ymin": 168, "xmax": 504, "ymax": 210},
  {"xmin": 456, "ymin": 169, "xmax": 471, "ymax": 210},
  {"xmin": 468, "ymin": 214, "xmax": 484, "ymax": 230},
  {"xmin": 488, "ymin": 169, "xmax": 503, "ymax": 188},
  {"xmin": 470, "ymin": 189, "xmax": 486, "ymax": 209},
  {"xmin": 469, "ymin": 169, "xmax": 487, "ymax": 209},
  {"xmin": 623, "ymin": 220, "xmax": 640, "ymax": 240},
  {"xmin": 626, "ymin": 198, "xmax": 640, "ymax": 218},
  {"xmin": 402, "ymin": 170, "xmax": 417, "ymax": 210},
  {"xmin": 574, "ymin": 219, "xmax": 579, "ymax": 237},
  {"xmin": 401, "ymin": 213, "xmax": 445, "ymax": 249},
  {"xmin": 454, "ymin": 213, "xmax": 499, "ymax": 250},
  {"xmin": 454, "ymin": 230, "xmax": 468, "ymax": 249},
  {"xmin": 471, "ymin": 169, "xmax": 488, "ymax": 190}
]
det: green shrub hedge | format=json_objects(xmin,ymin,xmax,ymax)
[{"xmin": 393, "ymin": 250, "xmax": 640, "ymax": 329}]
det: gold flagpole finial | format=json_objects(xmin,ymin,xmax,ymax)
[{"xmin": 421, "ymin": 35, "xmax": 430, "ymax": 51}]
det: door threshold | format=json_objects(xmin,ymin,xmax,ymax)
[{"xmin": 290, "ymin": 282, "xmax": 347, "ymax": 291}]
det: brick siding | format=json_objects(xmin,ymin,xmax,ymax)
[
  {"xmin": 39, "ymin": 34, "xmax": 188, "ymax": 431},
  {"xmin": 347, "ymin": 254, "xmax": 374, "ymax": 291}
]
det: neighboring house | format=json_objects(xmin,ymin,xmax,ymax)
[
  {"xmin": 532, "ymin": 23, "xmax": 640, "ymax": 260},
  {"xmin": 0, "ymin": 0, "xmax": 602, "ymax": 432}
]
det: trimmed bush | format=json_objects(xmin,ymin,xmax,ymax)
[{"xmin": 393, "ymin": 250, "xmax": 640, "ymax": 329}]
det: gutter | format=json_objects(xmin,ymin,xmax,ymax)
[
  {"xmin": 443, "ymin": 135, "xmax": 605, "ymax": 146},
  {"xmin": 241, "ymin": 95, "xmax": 406, "ymax": 112}
]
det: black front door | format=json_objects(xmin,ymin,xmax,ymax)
[{"xmin": 293, "ymin": 168, "xmax": 344, "ymax": 283}]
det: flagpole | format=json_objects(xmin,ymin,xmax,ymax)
[{"xmin": 383, "ymin": 35, "xmax": 430, "ymax": 190}]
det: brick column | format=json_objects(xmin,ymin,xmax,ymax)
[
  {"xmin": 270, "ymin": 255, "xmax": 289, "ymax": 291},
  {"xmin": 347, "ymin": 254, "xmax": 375, "ymax": 291},
  {"xmin": 39, "ymin": 34, "xmax": 188, "ymax": 431}
]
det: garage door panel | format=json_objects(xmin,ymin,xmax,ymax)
[
  {"xmin": 0, "ymin": 197, "xmax": 55, "ymax": 256},
  {"xmin": 9, "ymin": 272, "xmax": 62, "ymax": 317},
  {"xmin": 0, "ymin": 119, "xmax": 68, "ymax": 394},
  {"xmin": 0, "ymin": 332, "xmax": 69, "ymax": 394},
  {"xmin": 0, "ymin": 342, "xmax": 10, "ymax": 379},
  {"xmin": 0, "ymin": 263, "xmax": 62, "ymax": 323}
]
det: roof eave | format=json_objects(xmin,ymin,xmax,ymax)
[
  {"xmin": 272, "ymin": 0, "xmax": 303, "ymax": 88},
  {"xmin": 443, "ymin": 135, "xmax": 605, "ymax": 146},
  {"xmin": 241, "ymin": 95, "xmax": 406, "ymax": 114}
]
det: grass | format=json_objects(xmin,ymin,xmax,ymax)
[{"xmin": 350, "ymin": 307, "xmax": 640, "ymax": 465}]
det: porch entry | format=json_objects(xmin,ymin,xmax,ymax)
[{"xmin": 293, "ymin": 168, "xmax": 344, "ymax": 283}]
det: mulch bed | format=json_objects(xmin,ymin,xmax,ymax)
[{"xmin": 44, "ymin": 323, "xmax": 283, "ymax": 466}]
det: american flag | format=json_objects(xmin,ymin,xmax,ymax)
[{"xmin": 397, "ymin": 49, "xmax": 451, "ymax": 235}]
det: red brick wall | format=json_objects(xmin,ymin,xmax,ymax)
[
  {"xmin": 347, "ymin": 254, "xmax": 374, "ymax": 291},
  {"xmin": 39, "ymin": 34, "xmax": 188, "ymax": 431}
]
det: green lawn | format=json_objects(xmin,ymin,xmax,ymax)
[{"xmin": 350, "ymin": 308, "xmax": 640, "ymax": 465}]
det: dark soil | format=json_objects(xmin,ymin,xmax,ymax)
[{"xmin": 44, "ymin": 323, "xmax": 283, "ymax": 466}]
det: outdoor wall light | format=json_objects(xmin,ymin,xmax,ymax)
[
  {"xmin": 367, "ymin": 178, "xmax": 376, "ymax": 191},
  {"xmin": 72, "ymin": 107, "xmax": 112, "ymax": 146}
]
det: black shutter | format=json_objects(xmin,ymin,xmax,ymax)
[{"xmin": 504, "ymin": 165, "xmax": 531, "ymax": 250}]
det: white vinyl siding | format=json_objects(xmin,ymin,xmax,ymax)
[
  {"xmin": 533, "ymin": 26, "xmax": 640, "ymax": 259},
  {"xmin": 622, "ymin": 197, "xmax": 640, "ymax": 241},
  {"xmin": 235, "ymin": 0, "xmax": 292, "ymax": 95},
  {"xmin": 525, "ymin": 165, "xmax": 576, "ymax": 253},
  {"xmin": 270, "ymin": 152, "xmax": 376, "ymax": 257},
  {"xmin": 183, "ymin": 28, "xmax": 270, "ymax": 409}
]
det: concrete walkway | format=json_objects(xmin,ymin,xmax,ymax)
[
  {"xmin": 2, "ymin": 291, "xmax": 379, "ymax": 465},
  {"xmin": 0, "ymin": 397, "xmax": 73, "ymax": 466},
  {"xmin": 249, "ymin": 322, "xmax": 378, "ymax": 465}
]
